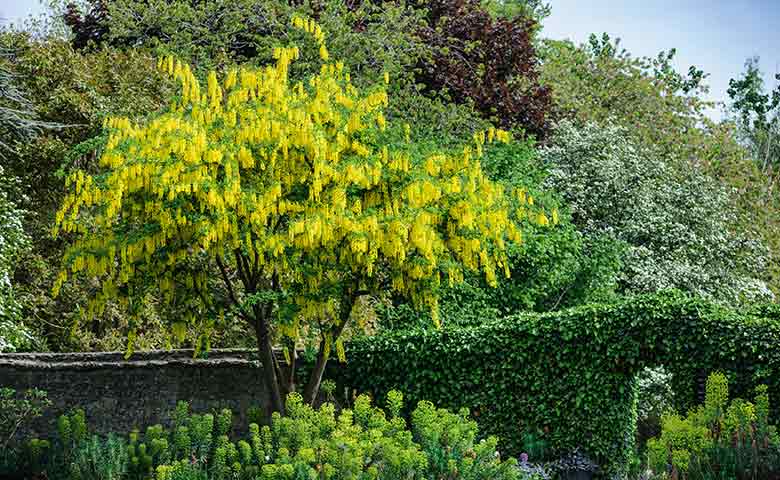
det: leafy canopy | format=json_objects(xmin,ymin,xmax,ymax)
[
  {"xmin": 727, "ymin": 56, "xmax": 780, "ymax": 173},
  {"xmin": 52, "ymin": 14, "xmax": 522, "ymax": 358},
  {"xmin": 541, "ymin": 121, "xmax": 771, "ymax": 305}
]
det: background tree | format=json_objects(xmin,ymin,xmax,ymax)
[
  {"xmin": 540, "ymin": 121, "xmax": 771, "ymax": 304},
  {"xmin": 539, "ymin": 33, "xmax": 780, "ymax": 300},
  {"xmin": 0, "ymin": 30, "xmax": 176, "ymax": 351},
  {"xmin": 539, "ymin": 33, "xmax": 710, "ymax": 160},
  {"xmin": 417, "ymin": 0, "xmax": 551, "ymax": 138},
  {"xmin": 0, "ymin": 45, "xmax": 49, "ymax": 352},
  {"xmin": 727, "ymin": 56, "xmax": 780, "ymax": 174},
  {"xmin": 60, "ymin": 0, "xmax": 552, "ymax": 137},
  {"xmin": 53, "ymin": 18, "xmax": 526, "ymax": 411}
]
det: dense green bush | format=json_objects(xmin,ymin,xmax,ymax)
[
  {"xmin": 12, "ymin": 394, "xmax": 524, "ymax": 480},
  {"xmin": 339, "ymin": 290, "xmax": 780, "ymax": 476},
  {"xmin": 647, "ymin": 372, "xmax": 780, "ymax": 479},
  {"xmin": 0, "ymin": 387, "xmax": 50, "ymax": 475}
]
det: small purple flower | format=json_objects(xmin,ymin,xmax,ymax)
[{"xmin": 520, "ymin": 452, "xmax": 529, "ymax": 464}]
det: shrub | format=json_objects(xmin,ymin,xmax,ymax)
[
  {"xmin": 338, "ymin": 290, "xmax": 780, "ymax": 476},
  {"xmin": 541, "ymin": 121, "xmax": 772, "ymax": 305},
  {"xmin": 0, "ymin": 387, "xmax": 50, "ymax": 475},
  {"xmin": 0, "ymin": 387, "xmax": 50, "ymax": 450},
  {"xmin": 0, "ymin": 164, "xmax": 32, "ymax": 352},
  {"xmin": 647, "ymin": 373, "xmax": 780, "ymax": 479},
  {"xmin": 68, "ymin": 434, "xmax": 128, "ymax": 480},
  {"xmin": 16, "ymin": 393, "xmax": 524, "ymax": 480},
  {"xmin": 412, "ymin": 400, "xmax": 520, "ymax": 479}
]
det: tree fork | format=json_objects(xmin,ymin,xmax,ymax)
[{"xmin": 303, "ymin": 293, "xmax": 354, "ymax": 406}]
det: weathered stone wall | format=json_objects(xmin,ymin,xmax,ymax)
[{"xmin": 0, "ymin": 349, "xmax": 268, "ymax": 440}]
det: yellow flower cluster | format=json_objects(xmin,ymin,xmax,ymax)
[
  {"xmin": 291, "ymin": 14, "xmax": 328, "ymax": 60},
  {"xmin": 53, "ymin": 14, "xmax": 537, "ymax": 341}
]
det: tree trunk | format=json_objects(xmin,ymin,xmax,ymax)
[
  {"xmin": 285, "ymin": 347, "xmax": 297, "ymax": 395},
  {"xmin": 303, "ymin": 342, "xmax": 329, "ymax": 406},
  {"xmin": 253, "ymin": 310, "xmax": 284, "ymax": 415}
]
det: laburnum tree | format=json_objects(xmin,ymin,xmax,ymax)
[{"xmin": 52, "ymin": 16, "xmax": 527, "ymax": 413}]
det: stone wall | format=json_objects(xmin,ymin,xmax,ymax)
[{"xmin": 0, "ymin": 349, "xmax": 268, "ymax": 441}]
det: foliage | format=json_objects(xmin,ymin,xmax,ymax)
[
  {"xmin": 379, "ymin": 139, "xmax": 621, "ymax": 329},
  {"xmin": 417, "ymin": 0, "xmax": 551, "ymax": 138},
  {"xmin": 53, "ymin": 17, "xmax": 528, "ymax": 411},
  {"xmin": 0, "ymin": 388, "xmax": 51, "ymax": 452},
  {"xmin": 540, "ymin": 121, "xmax": 772, "ymax": 305},
  {"xmin": 69, "ymin": 434, "xmax": 129, "ymax": 480},
  {"xmin": 61, "ymin": 0, "xmax": 551, "ymax": 137},
  {"xmin": 412, "ymin": 399, "xmax": 521, "ymax": 479},
  {"xmin": 61, "ymin": 0, "xmax": 429, "ymax": 86},
  {"xmin": 539, "ymin": 34, "xmax": 780, "ymax": 299},
  {"xmin": 727, "ymin": 56, "xmax": 780, "ymax": 174},
  {"xmin": 337, "ymin": 290, "xmax": 780, "ymax": 476},
  {"xmin": 0, "ymin": 30, "xmax": 177, "ymax": 352},
  {"xmin": 0, "ymin": 46, "xmax": 49, "ymax": 156},
  {"xmin": 0, "ymin": 164, "xmax": 34, "ymax": 352},
  {"xmin": 722, "ymin": 59, "xmax": 780, "ymax": 298},
  {"xmin": 0, "ymin": 43, "xmax": 41, "ymax": 352},
  {"xmin": 539, "ymin": 34, "xmax": 711, "ymax": 160},
  {"xmin": 17, "ymin": 393, "xmax": 524, "ymax": 480},
  {"xmin": 636, "ymin": 367, "xmax": 675, "ymax": 447},
  {"xmin": 647, "ymin": 373, "xmax": 780, "ymax": 480},
  {"xmin": 481, "ymin": 0, "xmax": 551, "ymax": 23},
  {"xmin": 451, "ymin": 140, "xmax": 622, "ymax": 315}
]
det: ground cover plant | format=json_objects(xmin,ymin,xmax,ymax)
[{"xmin": 7, "ymin": 392, "xmax": 525, "ymax": 480}]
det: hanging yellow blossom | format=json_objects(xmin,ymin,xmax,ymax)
[{"xmin": 52, "ymin": 13, "xmax": 535, "ymax": 368}]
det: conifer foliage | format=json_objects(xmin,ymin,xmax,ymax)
[{"xmin": 52, "ymin": 16, "xmax": 523, "ymax": 413}]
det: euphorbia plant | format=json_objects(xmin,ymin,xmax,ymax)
[{"xmin": 53, "ymin": 15, "xmax": 530, "ymax": 413}]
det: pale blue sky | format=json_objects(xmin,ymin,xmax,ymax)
[{"xmin": 2, "ymin": 0, "xmax": 778, "ymax": 119}]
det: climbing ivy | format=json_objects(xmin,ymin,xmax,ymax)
[{"xmin": 339, "ymin": 290, "xmax": 780, "ymax": 476}]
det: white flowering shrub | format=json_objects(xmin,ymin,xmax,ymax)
[
  {"xmin": 541, "ymin": 121, "xmax": 772, "ymax": 304},
  {"xmin": 0, "ymin": 164, "xmax": 33, "ymax": 352}
]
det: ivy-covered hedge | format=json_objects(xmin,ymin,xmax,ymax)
[{"xmin": 339, "ymin": 291, "xmax": 780, "ymax": 476}]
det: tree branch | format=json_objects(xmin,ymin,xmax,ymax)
[
  {"xmin": 215, "ymin": 254, "xmax": 249, "ymax": 321},
  {"xmin": 233, "ymin": 249, "xmax": 252, "ymax": 291}
]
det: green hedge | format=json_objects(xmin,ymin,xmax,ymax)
[{"xmin": 339, "ymin": 291, "xmax": 780, "ymax": 476}]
